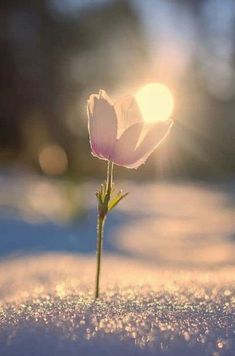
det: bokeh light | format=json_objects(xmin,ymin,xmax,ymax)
[
  {"xmin": 135, "ymin": 83, "xmax": 174, "ymax": 123},
  {"xmin": 39, "ymin": 144, "xmax": 68, "ymax": 176}
]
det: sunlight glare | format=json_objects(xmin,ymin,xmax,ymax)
[{"xmin": 135, "ymin": 83, "xmax": 174, "ymax": 123}]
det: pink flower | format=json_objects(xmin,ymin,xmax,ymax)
[{"xmin": 87, "ymin": 89, "xmax": 173, "ymax": 169}]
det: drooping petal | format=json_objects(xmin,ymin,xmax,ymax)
[
  {"xmin": 110, "ymin": 120, "xmax": 173, "ymax": 169},
  {"xmin": 114, "ymin": 95, "xmax": 143, "ymax": 138},
  {"xmin": 87, "ymin": 90, "xmax": 117, "ymax": 160}
]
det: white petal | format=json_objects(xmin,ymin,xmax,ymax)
[
  {"xmin": 111, "ymin": 120, "xmax": 173, "ymax": 168},
  {"xmin": 114, "ymin": 95, "xmax": 143, "ymax": 138},
  {"xmin": 110, "ymin": 122, "xmax": 144, "ymax": 166},
  {"xmin": 87, "ymin": 90, "xmax": 117, "ymax": 160}
]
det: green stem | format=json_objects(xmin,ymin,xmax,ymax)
[
  {"xmin": 95, "ymin": 214, "xmax": 105, "ymax": 299},
  {"xmin": 106, "ymin": 160, "xmax": 113, "ymax": 197},
  {"xmin": 95, "ymin": 160, "xmax": 113, "ymax": 299}
]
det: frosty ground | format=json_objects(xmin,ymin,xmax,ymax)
[{"xmin": 0, "ymin": 176, "xmax": 234, "ymax": 355}]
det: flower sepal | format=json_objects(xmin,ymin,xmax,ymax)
[
  {"xmin": 96, "ymin": 184, "xmax": 108, "ymax": 219},
  {"xmin": 96, "ymin": 183, "xmax": 128, "ymax": 219}
]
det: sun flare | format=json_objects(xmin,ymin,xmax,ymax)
[{"xmin": 135, "ymin": 83, "xmax": 174, "ymax": 123}]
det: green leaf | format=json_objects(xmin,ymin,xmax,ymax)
[
  {"xmin": 96, "ymin": 191, "xmax": 101, "ymax": 203},
  {"xmin": 96, "ymin": 184, "xmax": 106, "ymax": 204},
  {"xmin": 108, "ymin": 191, "xmax": 129, "ymax": 211}
]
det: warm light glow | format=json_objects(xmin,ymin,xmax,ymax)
[
  {"xmin": 135, "ymin": 83, "xmax": 174, "ymax": 123},
  {"xmin": 39, "ymin": 144, "xmax": 68, "ymax": 176}
]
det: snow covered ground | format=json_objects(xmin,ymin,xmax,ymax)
[{"xmin": 0, "ymin": 174, "xmax": 234, "ymax": 355}]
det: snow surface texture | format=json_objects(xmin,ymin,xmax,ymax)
[
  {"xmin": 0, "ymin": 177, "xmax": 235, "ymax": 355},
  {"xmin": 0, "ymin": 256, "xmax": 234, "ymax": 356}
]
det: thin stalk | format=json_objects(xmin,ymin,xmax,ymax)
[
  {"xmin": 95, "ymin": 215, "xmax": 105, "ymax": 299},
  {"xmin": 95, "ymin": 161, "xmax": 113, "ymax": 299}
]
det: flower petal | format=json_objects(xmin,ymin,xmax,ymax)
[
  {"xmin": 114, "ymin": 95, "xmax": 143, "ymax": 138},
  {"xmin": 110, "ymin": 122, "xmax": 144, "ymax": 166},
  {"xmin": 87, "ymin": 90, "xmax": 117, "ymax": 160},
  {"xmin": 111, "ymin": 120, "xmax": 173, "ymax": 169}
]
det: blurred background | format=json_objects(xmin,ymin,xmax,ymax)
[{"xmin": 0, "ymin": 0, "xmax": 235, "ymax": 267}]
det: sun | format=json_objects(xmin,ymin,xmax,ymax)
[{"xmin": 135, "ymin": 83, "xmax": 174, "ymax": 123}]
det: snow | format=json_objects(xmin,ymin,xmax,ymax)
[
  {"xmin": 0, "ymin": 175, "xmax": 234, "ymax": 355},
  {"xmin": 0, "ymin": 255, "xmax": 234, "ymax": 356}
]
